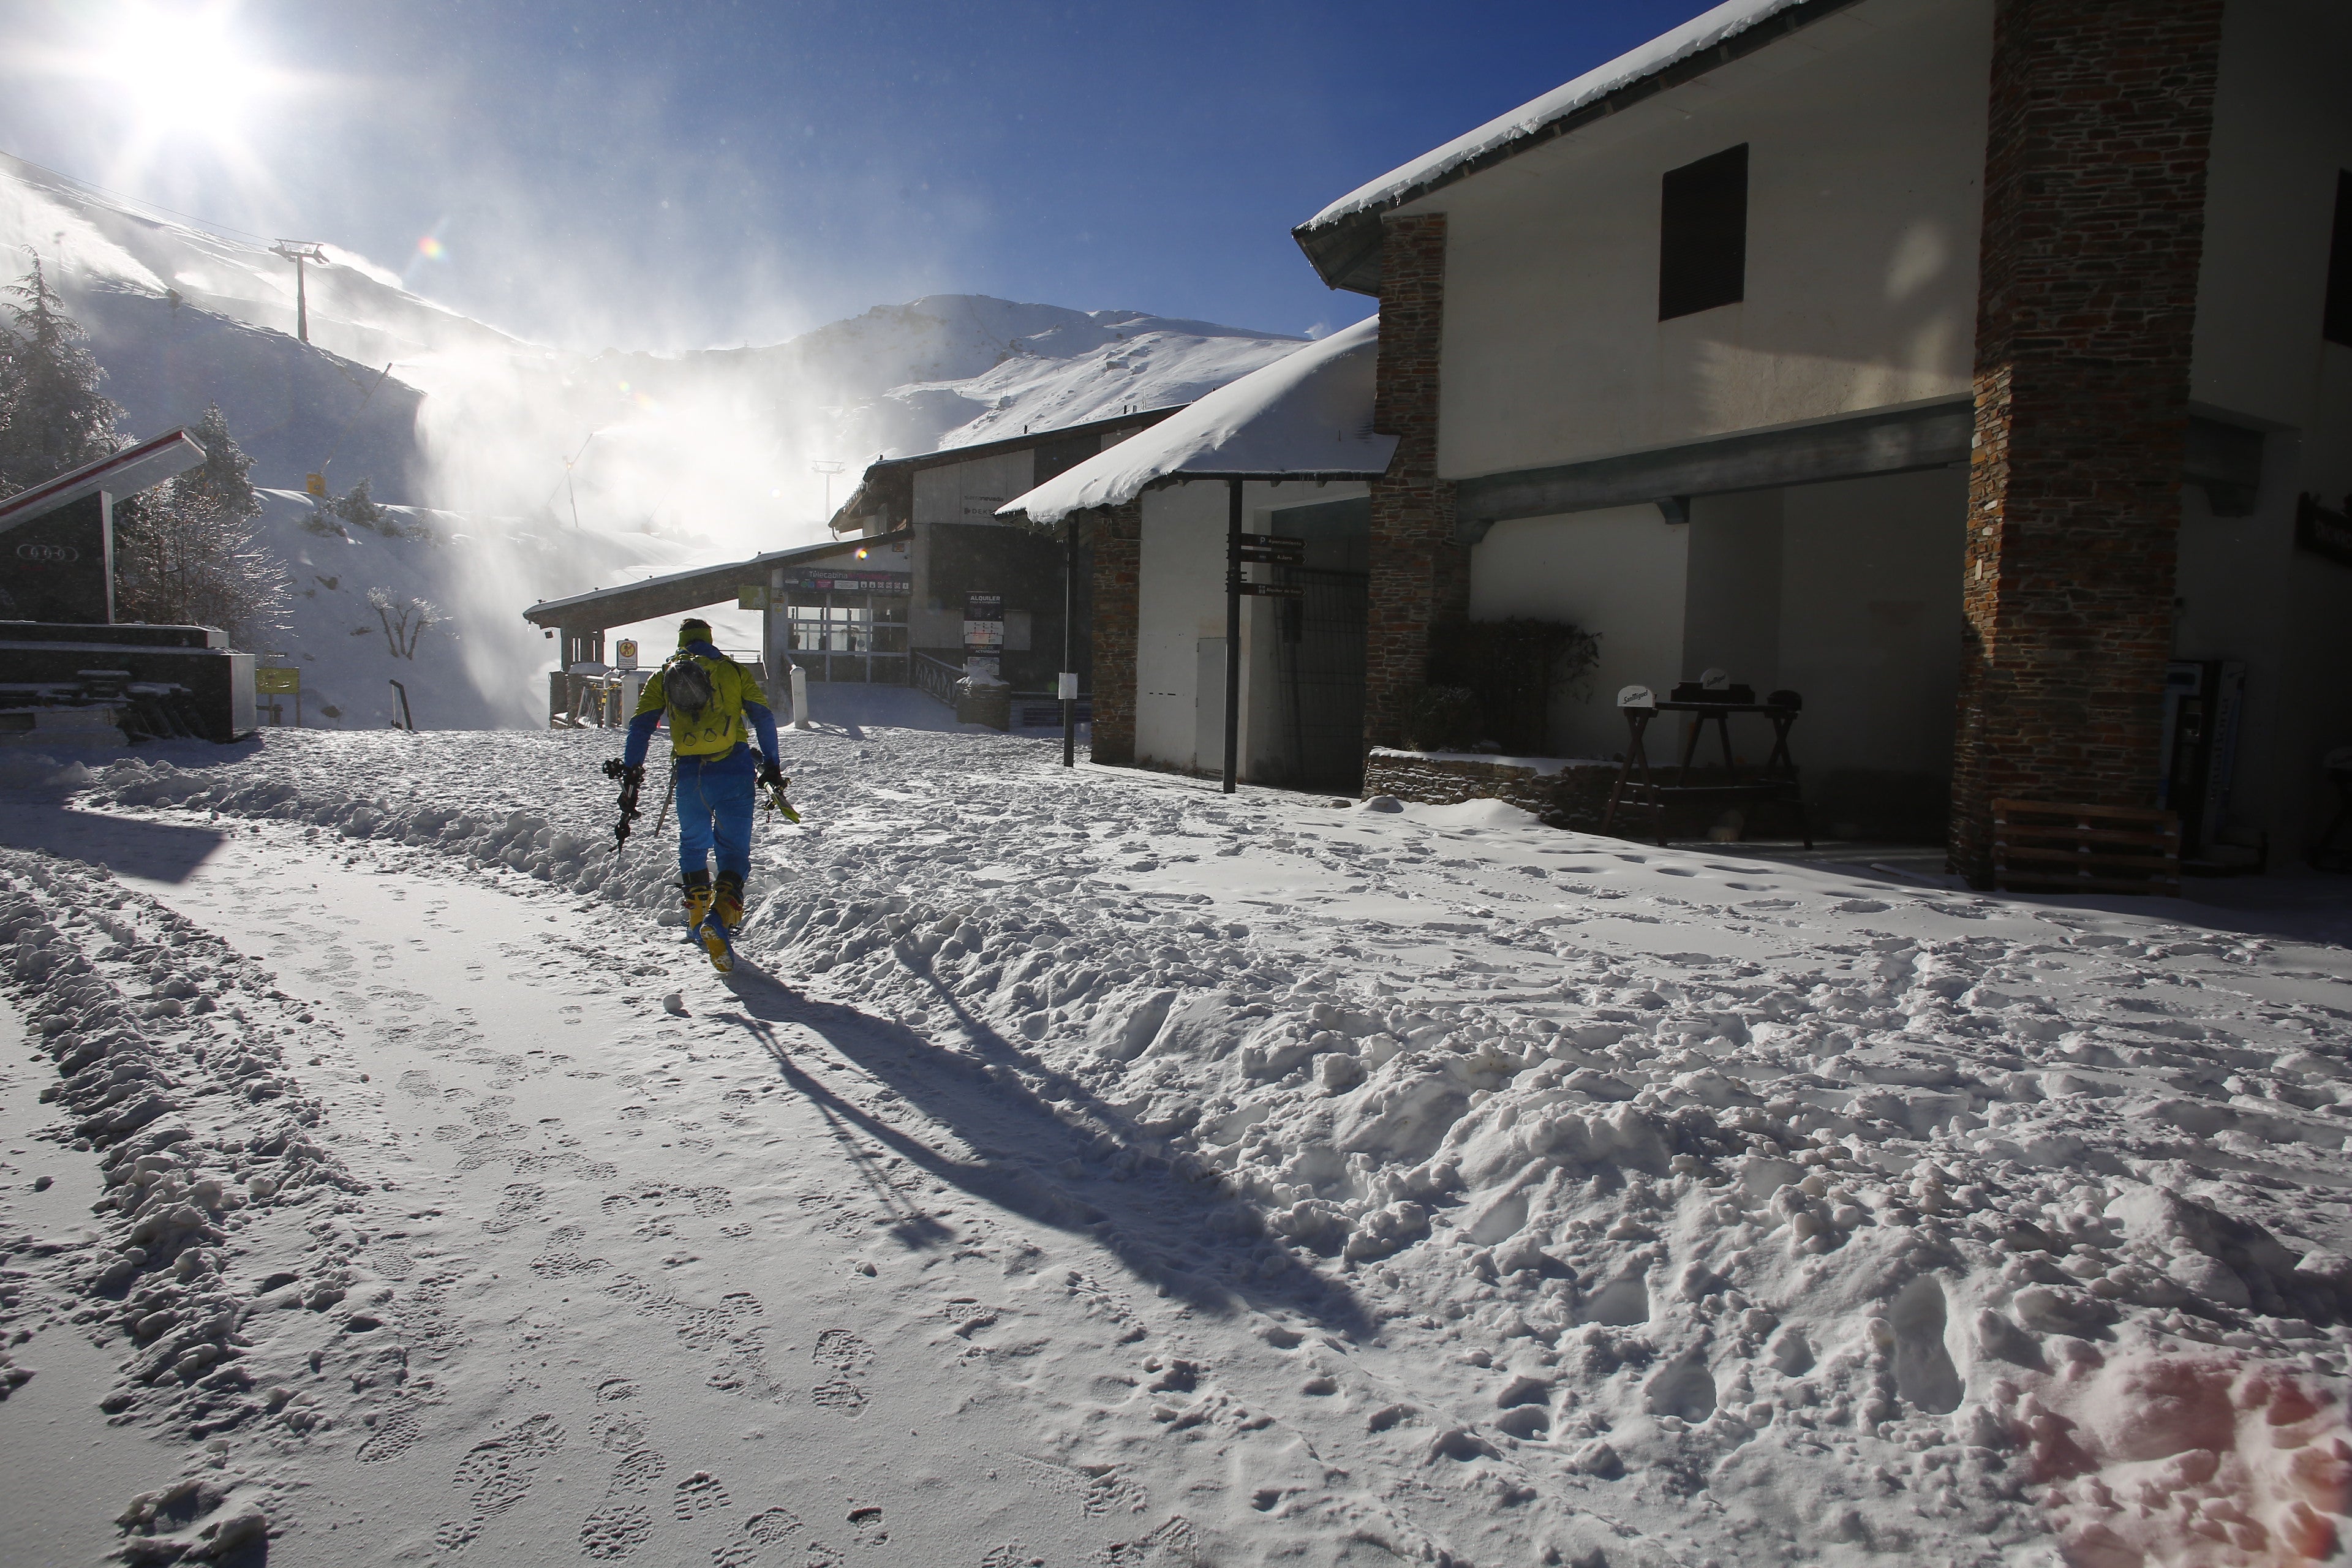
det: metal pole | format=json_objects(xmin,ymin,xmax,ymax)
[
  {"xmin": 1062, "ymin": 514, "xmax": 1077, "ymax": 767},
  {"xmin": 295, "ymin": 255, "xmax": 307, "ymax": 345},
  {"xmin": 1223, "ymin": 478, "xmax": 1241, "ymax": 794}
]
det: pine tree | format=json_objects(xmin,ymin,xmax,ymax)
[
  {"xmin": 115, "ymin": 405, "xmax": 289, "ymax": 648},
  {"xmin": 0, "ymin": 254, "xmax": 125, "ymax": 495},
  {"xmin": 175, "ymin": 402, "xmax": 261, "ymax": 528},
  {"xmin": 333, "ymin": 475, "xmax": 392, "ymax": 534}
]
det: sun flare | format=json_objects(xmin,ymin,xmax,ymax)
[{"xmin": 74, "ymin": 2, "xmax": 282, "ymax": 149}]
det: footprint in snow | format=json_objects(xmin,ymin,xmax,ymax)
[
  {"xmin": 711, "ymin": 1505, "xmax": 804, "ymax": 1566},
  {"xmin": 812, "ymin": 1329, "xmax": 872, "ymax": 1372},
  {"xmin": 597, "ymin": 1412, "xmax": 652, "ymax": 1452},
  {"xmin": 811, "ymin": 1379, "xmax": 867, "ymax": 1415},
  {"xmin": 609, "ymin": 1449, "xmax": 667, "ymax": 1494},
  {"xmin": 579, "ymin": 1501, "xmax": 655, "ymax": 1560},
  {"xmin": 675, "ymin": 1471, "xmax": 730, "ymax": 1520}
]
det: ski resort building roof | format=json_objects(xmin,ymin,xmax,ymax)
[
  {"xmin": 521, "ymin": 529, "xmax": 910, "ymax": 633},
  {"xmin": 1292, "ymin": 0, "xmax": 1844, "ymax": 293},
  {"xmin": 826, "ymin": 405, "xmax": 1186, "ymax": 536},
  {"xmin": 996, "ymin": 315, "xmax": 1393, "ymax": 524}
]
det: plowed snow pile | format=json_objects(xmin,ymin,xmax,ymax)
[{"xmin": 0, "ymin": 723, "xmax": 2346, "ymax": 1567}]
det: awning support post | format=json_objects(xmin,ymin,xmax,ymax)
[
  {"xmin": 1223, "ymin": 477, "xmax": 1241, "ymax": 794},
  {"xmin": 1063, "ymin": 513, "xmax": 1077, "ymax": 768}
]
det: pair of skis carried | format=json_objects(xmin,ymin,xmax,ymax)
[{"xmin": 605, "ymin": 760, "xmax": 800, "ymax": 973}]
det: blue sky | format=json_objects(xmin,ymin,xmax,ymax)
[{"xmin": 5, "ymin": 0, "xmax": 1716, "ymax": 352}]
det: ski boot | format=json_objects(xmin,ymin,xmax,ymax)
[
  {"xmin": 693, "ymin": 871, "xmax": 742, "ymax": 974},
  {"xmin": 680, "ymin": 870, "xmax": 714, "ymax": 942}
]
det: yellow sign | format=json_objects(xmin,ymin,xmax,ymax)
[
  {"xmin": 256, "ymin": 667, "xmax": 301, "ymax": 695},
  {"xmin": 304, "ymin": 473, "xmax": 327, "ymax": 498},
  {"xmin": 738, "ymin": 585, "xmax": 769, "ymax": 611}
]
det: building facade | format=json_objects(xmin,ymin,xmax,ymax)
[{"xmin": 1284, "ymin": 0, "xmax": 2350, "ymax": 876}]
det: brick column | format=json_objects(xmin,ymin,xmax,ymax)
[
  {"xmin": 1363, "ymin": 213, "xmax": 1468, "ymax": 750},
  {"xmin": 1087, "ymin": 499, "xmax": 1142, "ymax": 767},
  {"xmin": 1948, "ymin": 0, "xmax": 2222, "ymax": 884}
]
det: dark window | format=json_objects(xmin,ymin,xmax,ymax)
[
  {"xmin": 2326, "ymin": 170, "xmax": 2352, "ymax": 347},
  {"xmin": 1659, "ymin": 143, "xmax": 1749, "ymax": 321}
]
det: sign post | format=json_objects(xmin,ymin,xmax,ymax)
[
  {"xmin": 255, "ymin": 665, "xmax": 301, "ymax": 726},
  {"xmin": 1222, "ymin": 488, "xmax": 1306, "ymax": 794}
]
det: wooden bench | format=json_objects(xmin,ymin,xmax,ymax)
[{"xmin": 1992, "ymin": 799, "xmax": 2182, "ymax": 897}]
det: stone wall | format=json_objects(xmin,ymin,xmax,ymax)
[
  {"xmin": 1949, "ymin": 0, "xmax": 2223, "ymax": 883},
  {"xmin": 1364, "ymin": 213, "xmax": 1469, "ymax": 748},
  {"xmin": 1363, "ymin": 751, "xmax": 1620, "ymax": 833},
  {"xmin": 1087, "ymin": 500, "xmax": 1142, "ymax": 767}
]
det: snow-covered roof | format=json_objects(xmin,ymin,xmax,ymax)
[
  {"xmin": 997, "ymin": 315, "xmax": 1395, "ymax": 524},
  {"xmin": 0, "ymin": 428, "xmax": 206, "ymax": 532},
  {"xmin": 1294, "ymin": 0, "xmax": 1841, "ymax": 291}
]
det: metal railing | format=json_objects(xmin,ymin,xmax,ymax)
[{"xmin": 913, "ymin": 652, "xmax": 963, "ymax": 707}]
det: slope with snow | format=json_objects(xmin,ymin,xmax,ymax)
[
  {"xmin": 0, "ymin": 724, "xmax": 2344, "ymax": 1566},
  {"xmin": 0, "ymin": 154, "xmax": 1308, "ymax": 533}
]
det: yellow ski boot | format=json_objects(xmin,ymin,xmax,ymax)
[
  {"xmin": 700, "ymin": 872, "xmax": 742, "ymax": 973},
  {"xmin": 681, "ymin": 870, "xmax": 714, "ymax": 943}
]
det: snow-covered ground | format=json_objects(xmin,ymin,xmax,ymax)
[{"xmin": 0, "ymin": 716, "xmax": 2348, "ymax": 1567}]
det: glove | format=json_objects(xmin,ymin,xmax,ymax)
[{"xmin": 758, "ymin": 760, "xmax": 785, "ymax": 793}]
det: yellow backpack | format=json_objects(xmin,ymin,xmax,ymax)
[{"xmin": 659, "ymin": 651, "xmax": 747, "ymax": 757}]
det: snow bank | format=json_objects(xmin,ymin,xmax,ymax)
[
  {"xmin": 1001, "ymin": 315, "xmax": 1392, "ymax": 524},
  {"xmin": 37, "ymin": 728, "xmax": 2352, "ymax": 1564}
]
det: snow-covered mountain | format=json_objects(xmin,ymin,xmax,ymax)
[
  {"xmin": 0, "ymin": 151, "xmax": 1309, "ymax": 728},
  {"xmin": 0, "ymin": 153, "xmax": 1303, "ymax": 524}
]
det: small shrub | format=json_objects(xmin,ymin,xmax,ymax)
[
  {"xmin": 1430, "ymin": 617, "xmax": 1601, "ymax": 755},
  {"xmin": 1400, "ymin": 685, "xmax": 1482, "ymax": 752}
]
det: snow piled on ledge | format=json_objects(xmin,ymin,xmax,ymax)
[
  {"xmin": 1302, "ymin": 0, "xmax": 1808, "ymax": 232},
  {"xmin": 1001, "ymin": 316, "xmax": 1393, "ymax": 523},
  {"xmin": 21, "ymin": 724, "xmax": 2352, "ymax": 1566}
]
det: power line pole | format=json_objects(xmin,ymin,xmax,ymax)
[{"xmin": 270, "ymin": 241, "xmax": 325, "ymax": 344}]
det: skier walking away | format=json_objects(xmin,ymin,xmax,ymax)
[{"xmin": 617, "ymin": 617, "xmax": 788, "ymax": 971}]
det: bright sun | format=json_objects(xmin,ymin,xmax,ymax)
[{"xmin": 78, "ymin": 2, "xmax": 280, "ymax": 146}]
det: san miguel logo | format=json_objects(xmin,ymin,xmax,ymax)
[{"xmin": 14, "ymin": 541, "xmax": 79, "ymax": 564}]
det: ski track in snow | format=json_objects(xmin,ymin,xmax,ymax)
[{"xmin": 0, "ymin": 725, "xmax": 2346, "ymax": 1567}]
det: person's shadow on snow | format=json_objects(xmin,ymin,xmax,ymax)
[{"xmin": 707, "ymin": 960, "xmax": 1370, "ymax": 1337}]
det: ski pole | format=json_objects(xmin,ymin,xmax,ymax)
[{"xmin": 652, "ymin": 763, "xmax": 677, "ymax": 837}]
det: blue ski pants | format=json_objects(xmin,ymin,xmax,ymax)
[{"xmin": 674, "ymin": 753, "xmax": 755, "ymax": 883}]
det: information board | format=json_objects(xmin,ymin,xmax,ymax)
[{"xmin": 963, "ymin": 591, "xmax": 1005, "ymax": 653}]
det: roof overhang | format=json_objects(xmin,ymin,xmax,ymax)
[
  {"xmin": 1291, "ymin": 0, "xmax": 1866, "ymax": 295},
  {"xmin": 522, "ymin": 529, "xmax": 911, "ymax": 631},
  {"xmin": 0, "ymin": 428, "xmax": 207, "ymax": 534}
]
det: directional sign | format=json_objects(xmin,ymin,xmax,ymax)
[
  {"xmin": 1236, "ymin": 581, "xmax": 1305, "ymax": 599},
  {"xmin": 255, "ymin": 667, "xmax": 301, "ymax": 695},
  {"xmin": 1231, "ymin": 533, "xmax": 1305, "ymax": 566}
]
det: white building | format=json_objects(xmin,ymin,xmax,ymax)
[{"xmin": 1023, "ymin": 0, "xmax": 2352, "ymax": 876}]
